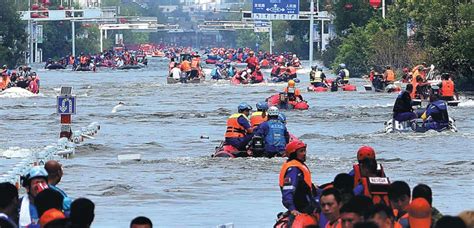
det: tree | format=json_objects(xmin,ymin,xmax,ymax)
[
  {"xmin": 0, "ymin": 0, "xmax": 27, "ymax": 67},
  {"xmin": 333, "ymin": 0, "xmax": 375, "ymax": 34}
]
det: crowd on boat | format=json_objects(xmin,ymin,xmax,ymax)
[
  {"xmin": 0, "ymin": 65, "xmax": 40, "ymax": 94},
  {"xmin": 45, "ymin": 49, "xmax": 148, "ymax": 71},
  {"xmin": 0, "ymin": 161, "xmax": 154, "ymax": 228}
]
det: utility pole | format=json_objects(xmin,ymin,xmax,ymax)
[
  {"xmin": 382, "ymin": 0, "xmax": 385, "ymax": 19},
  {"xmin": 309, "ymin": 0, "xmax": 314, "ymax": 68}
]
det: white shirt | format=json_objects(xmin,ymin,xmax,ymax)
[{"xmin": 170, "ymin": 67, "xmax": 181, "ymax": 79}]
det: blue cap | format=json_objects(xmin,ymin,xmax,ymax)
[
  {"xmin": 256, "ymin": 102, "xmax": 269, "ymax": 111},
  {"xmin": 238, "ymin": 102, "xmax": 252, "ymax": 112},
  {"xmin": 278, "ymin": 113, "xmax": 287, "ymax": 123}
]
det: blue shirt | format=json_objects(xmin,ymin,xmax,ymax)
[
  {"xmin": 281, "ymin": 167, "xmax": 302, "ymax": 211},
  {"xmin": 237, "ymin": 115, "xmax": 251, "ymax": 130}
]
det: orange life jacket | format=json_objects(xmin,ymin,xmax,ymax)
[
  {"xmin": 441, "ymin": 80, "xmax": 454, "ymax": 97},
  {"xmin": 360, "ymin": 177, "xmax": 391, "ymax": 206},
  {"xmin": 191, "ymin": 58, "xmax": 200, "ymax": 69},
  {"xmin": 249, "ymin": 111, "xmax": 267, "ymax": 127},
  {"xmin": 325, "ymin": 218, "xmax": 342, "ymax": 228},
  {"xmin": 386, "ymin": 70, "xmax": 395, "ymax": 81},
  {"xmin": 284, "ymin": 87, "xmax": 301, "ymax": 96},
  {"xmin": 224, "ymin": 113, "xmax": 248, "ymax": 138},
  {"xmin": 279, "ymin": 160, "xmax": 312, "ymax": 190},
  {"xmin": 181, "ymin": 61, "xmax": 191, "ymax": 72},
  {"xmin": 69, "ymin": 56, "xmax": 75, "ymax": 65},
  {"xmin": 353, "ymin": 163, "xmax": 386, "ymax": 187}
]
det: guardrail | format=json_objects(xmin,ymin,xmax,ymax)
[{"xmin": 0, "ymin": 122, "xmax": 100, "ymax": 186}]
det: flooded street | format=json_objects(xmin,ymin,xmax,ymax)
[{"xmin": 1, "ymin": 59, "xmax": 473, "ymax": 227}]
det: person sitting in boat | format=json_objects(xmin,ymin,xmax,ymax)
[
  {"xmin": 337, "ymin": 63, "xmax": 350, "ymax": 85},
  {"xmin": 260, "ymin": 58, "xmax": 270, "ymax": 68},
  {"xmin": 79, "ymin": 53, "xmax": 88, "ymax": 67},
  {"xmin": 291, "ymin": 54, "xmax": 301, "ymax": 67},
  {"xmin": 237, "ymin": 69, "xmax": 251, "ymax": 84},
  {"xmin": 224, "ymin": 103, "xmax": 254, "ymax": 151},
  {"xmin": 0, "ymin": 72, "xmax": 11, "ymax": 91},
  {"xmin": 286, "ymin": 63, "xmax": 298, "ymax": 80},
  {"xmin": 284, "ymin": 80, "xmax": 303, "ymax": 102},
  {"xmin": 190, "ymin": 55, "xmax": 201, "ymax": 79},
  {"xmin": 401, "ymin": 67, "xmax": 411, "ymax": 83},
  {"xmin": 439, "ymin": 73, "xmax": 455, "ymax": 101},
  {"xmin": 310, "ymin": 67, "xmax": 328, "ymax": 88},
  {"xmin": 279, "ymin": 140, "xmax": 318, "ymax": 226},
  {"xmin": 180, "ymin": 57, "xmax": 192, "ymax": 78},
  {"xmin": 250, "ymin": 66, "xmax": 264, "ymax": 84},
  {"xmin": 246, "ymin": 51, "xmax": 259, "ymax": 73},
  {"xmin": 393, "ymin": 84, "xmax": 417, "ymax": 122},
  {"xmin": 414, "ymin": 76, "xmax": 431, "ymax": 100},
  {"xmin": 350, "ymin": 146, "xmax": 390, "ymax": 205},
  {"xmin": 420, "ymin": 93, "xmax": 450, "ymax": 131},
  {"xmin": 227, "ymin": 63, "xmax": 237, "ymax": 78},
  {"xmin": 255, "ymin": 106, "xmax": 290, "ymax": 157},
  {"xmin": 250, "ymin": 102, "xmax": 268, "ymax": 128},
  {"xmin": 271, "ymin": 63, "xmax": 282, "ymax": 78},
  {"xmin": 169, "ymin": 63, "xmax": 181, "ymax": 81},
  {"xmin": 383, "ymin": 66, "xmax": 396, "ymax": 85}
]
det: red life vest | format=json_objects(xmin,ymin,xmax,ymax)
[{"xmin": 441, "ymin": 80, "xmax": 454, "ymax": 97}]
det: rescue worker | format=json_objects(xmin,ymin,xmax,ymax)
[
  {"xmin": 250, "ymin": 102, "xmax": 268, "ymax": 128},
  {"xmin": 291, "ymin": 54, "xmax": 301, "ymax": 67},
  {"xmin": 279, "ymin": 140, "xmax": 318, "ymax": 227},
  {"xmin": 245, "ymin": 51, "xmax": 259, "ymax": 73},
  {"xmin": 224, "ymin": 103, "xmax": 254, "ymax": 151},
  {"xmin": 350, "ymin": 146, "xmax": 390, "ymax": 206},
  {"xmin": 286, "ymin": 63, "xmax": 298, "ymax": 80},
  {"xmin": 310, "ymin": 66, "xmax": 328, "ymax": 88},
  {"xmin": 0, "ymin": 73, "xmax": 10, "ymax": 91},
  {"xmin": 250, "ymin": 66, "xmax": 264, "ymax": 84},
  {"xmin": 19, "ymin": 166, "xmax": 50, "ymax": 227},
  {"xmin": 420, "ymin": 93, "xmax": 450, "ymax": 131},
  {"xmin": 79, "ymin": 53, "xmax": 88, "ymax": 67},
  {"xmin": 338, "ymin": 64, "xmax": 350, "ymax": 84},
  {"xmin": 45, "ymin": 160, "xmax": 72, "ymax": 216},
  {"xmin": 393, "ymin": 84, "xmax": 417, "ymax": 122},
  {"xmin": 384, "ymin": 66, "xmax": 396, "ymax": 85},
  {"xmin": 180, "ymin": 57, "xmax": 192, "ymax": 78},
  {"xmin": 284, "ymin": 80, "xmax": 303, "ymax": 102},
  {"xmin": 190, "ymin": 55, "xmax": 201, "ymax": 79},
  {"xmin": 255, "ymin": 106, "xmax": 290, "ymax": 157},
  {"xmin": 439, "ymin": 73, "xmax": 455, "ymax": 101}
]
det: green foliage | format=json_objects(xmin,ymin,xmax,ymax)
[
  {"xmin": 333, "ymin": 0, "xmax": 375, "ymax": 34},
  {"xmin": 0, "ymin": 0, "xmax": 27, "ymax": 67},
  {"xmin": 332, "ymin": 26, "xmax": 371, "ymax": 76}
]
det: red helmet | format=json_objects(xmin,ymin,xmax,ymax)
[
  {"xmin": 285, "ymin": 140, "xmax": 306, "ymax": 156},
  {"xmin": 357, "ymin": 146, "xmax": 376, "ymax": 161}
]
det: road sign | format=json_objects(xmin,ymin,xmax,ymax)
[
  {"xmin": 252, "ymin": 0, "xmax": 299, "ymax": 20},
  {"xmin": 254, "ymin": 20, "xmax": 270, "ymax": 33},
  {"xmin": 57, "ymin": 96, "xmax": 76, "ymax": 115}
]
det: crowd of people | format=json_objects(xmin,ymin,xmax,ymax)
[
  {"xmin": 277, "ymin": 144, "xmax": 473, "ymax": 228},
  {"xmin": 0, "ymin": 160, "xmax": 154, "ymax": 228},
  {"xmin": 0, "ymin": 65, "xmax": 40, "ymax": 94}
]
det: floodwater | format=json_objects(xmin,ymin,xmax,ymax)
[{"xmin": 1, "ymin": 59, "xmax": 473, "ymax": 227}]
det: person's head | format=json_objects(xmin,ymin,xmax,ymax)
[
  {"xmin": 22, "ymin": 166, "xmax": 49, "ymax": 198},
  {"xmin": 320, "ymin": 188, "xmax": 342, "ymax": 222},
  {"xmin": 311, "ymin": 65, "xmax": 317, "ymax": 71},
  {"xmin": 388, "ymin": 181, "xmax": 411, "ymax": 213},
  {"xmin": 285, "ymin": 140, "xmax": 307, "ymax": 161},
  {"xmin": 318, "ymin": 67, "xmax": 323, "ymax": 71},
  {"xmin": 458, "ymin": 211, "xmax": 474, "ymax": 228},
  {"xmin": 44, "ymin": 160, "xmax": 63, "ymax": 185},
  {"xmin": 441, "ymin": 73, "xmax": 450, "ymax": 80},
  {"xmin": 434, "ymin": 216, "xmax": 467, "ymax": 228},
  {"xmin": 267, "ymin": 106, "xmax": 280, "ymax": 119},
  {"xmin": 237, "ymin": 102, "xmax": 252, "ymax": 115},
  {"xmin": 408, "ymin": 198, "xmax": 432, "ymax": 228},
  {"xmin": 0, "ymin": 182, "xmax": 18, "ymax": 215},
  {"xmin": 357, "ymin": 146, "xmax": 377, "ymax": 176},
  {"xmin": 340, "ymin": 197, "xmax": 366, "ymax": 228},
  {"xmin": 412, "ymin": 184, "xmax": 433, "ymax": 206},
  {"xmin": 340, "ymin": 63, "xmax": 346, "ymax": 69},
  {"xmin": 256, "ymin": 102, "xmax": 268, "ymax": 112},
  {"xmin": 369, "ymin": 203, "xmax": 395, "ymax": 228},
  {"xmin": 353, "ymin": 221, "xmax": 379, "ymax": 228},
  {"xmin": 70, "ymin": 198, "xmax": 95, "ymax": 227},
  {"xmin": 429, "ymin": 92, "xmax": 440, "ymax": 102},
  {"xmin": 130, "ymin": 216, "xmax": 153, "ymax": 228},
  {"xmin": 333, "ymin": 173, "xmax": 354, "ymax": 194},
  {"xmin": 416, "ymin": 75, "xmax": 423, "ymax": 82},
  {"xmin": 249, "ymin": 51, "xmax": 254, "ymax": 56},
  {"xmin": 406, "ymin": 83, "xmax": 414, "ymax": 92},
  {"xmin": 35, "ymin": 188, "xmax": 63, "ymax": 217},
  {"xmin": 288, "ymin": 80, "xmax": 296, "ymax": 88},
  {"xmin": 386, "ymin": 66, "xmax": 391, "ymax": 69}
]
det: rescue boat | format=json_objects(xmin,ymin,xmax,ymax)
[
  {"xmin": 266, "ymin": 93, "xmax": 309, "ymax": 110},
  {"xmin": 384, "ymin": 117, "xmax": 457, "ymax": 133}
]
